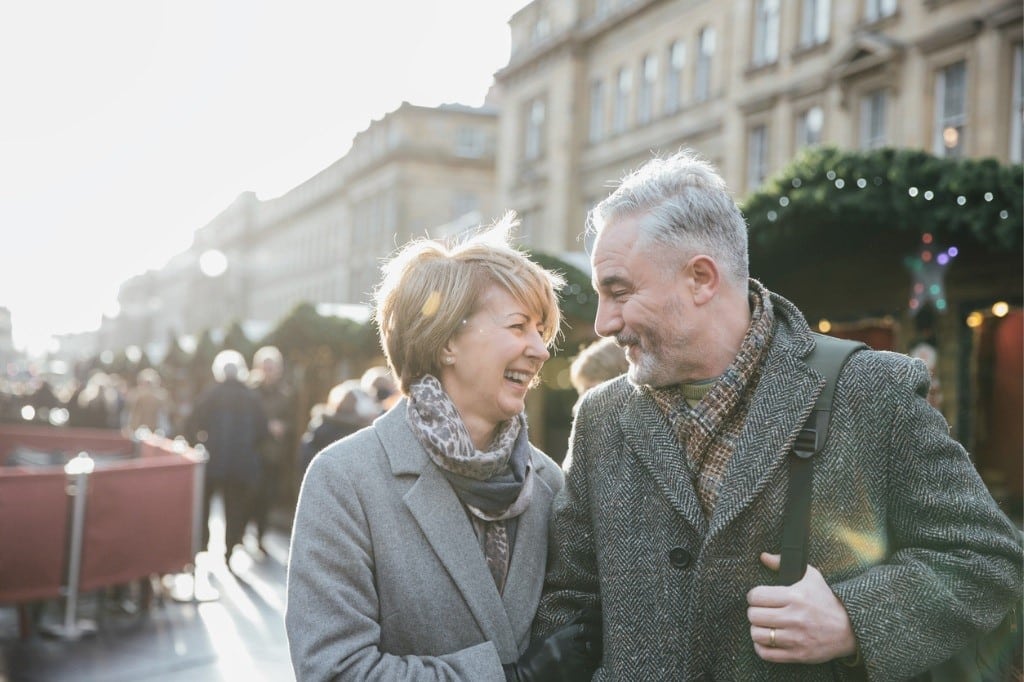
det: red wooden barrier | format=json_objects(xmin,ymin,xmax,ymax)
[
  {"xmin": 0, "ymin": 429, "xmax": 204, "ymax": 637},
  {"xmin": 0, "ymin": 468, "xmax": 70, "ymax": 604},
  {"xmin": 78, "ymin": 454, "xmax": 199, "ymax": 593},
  {"xmin": 0, "ymin": 424, "xmax": 133, "ymax": 464}
]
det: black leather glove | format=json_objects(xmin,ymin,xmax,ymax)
[{"xmin": 503, "ymin": 608, "xmax": 602, "ymax": 682}]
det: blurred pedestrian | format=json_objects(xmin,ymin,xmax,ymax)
[
  {"xmin": 187, "ymin": 350, "xmax": 269, "ymax": 565},
  {"xmin": 360, "ymin": 364, "xmax": 400, "ymax": 415},
  {"xmin": 124, "ymin": 368, "xmax": 172, "ymax": 436},
  {"xmin": 69, "ymin": 371, "xmax": 119, "ymax": 429},
  {"xmin": 562, "ymin": 336, "xmax": 629, "ymax": 471},
  {"xmin": 248, "ymin": 345, "xmax": 297, "ymax": 553},
  {"xmin": 286, "ymin": 214, "xmax": 600, "ymax": 681},
  {"xmin": 569, "ymin": 336, "xmax": 628, "ymax": 408},
  {"xmin": 296, "ymin": 380, "xmax": 371, "ymax": 480}
]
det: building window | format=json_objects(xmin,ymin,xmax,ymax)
[
  {"xmin": 637, "ymin": 54, "xmax": 657, "ymax": 125},
  {"xmin": 665, "ymin": 39, "xmax": 686, "ymax": 115},
  {"xmin": 796, "ymin": 105, "xmax": 824, "ymax": 149},
  {"xmin": 695, "ymin": 27, "xmax": 715, "ymax": 102},
  {"xmin": 747, "ymin": 124, "xmax": 769, "ymax": 189},
  {"xmin": 859, "ymin": 89, "xmax": 888, "ymax": 149},
  {"xmin": 524, "ymin": 97, "xmax": 546, "ymax": 160},
  {"xmin": 934, "ymin": 60, "xmax": 966, "ymax": 158},
  {"xmin": 1012, "ymin": 43, "xmax": 1023, "ymax": 163},
  {"xmin": 800, "ymin": 0, "xmax": 830, "ymax": 48},
  {"xmin": 455, "ymin": 126, "xmax": 485, "ymax": 158},
  {"xmin": 532, "ymin": 11, "xmax": 550, "ymax": 43},
  {"xmin": 589, "ymin": 78, "xmax": 605, "ymax": 143},
  {"xmin": 613, "ymin": 66, "xmax": 632, "ymax": 133},
  {"xmin": 865, "ymin": 0, "xmax": 896, "ymax": 23},
  {"xmin": 753, "ymin": 0, "xmax": 780, "ymax": 67}
]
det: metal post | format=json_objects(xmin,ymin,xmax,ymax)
[
  {"xmin": 43, "ymin": 453, "xmax": 97, "ymax": 639},
  {"xmin": 172, "ymin": 443, "xmax": 218, "ymax": 602}
]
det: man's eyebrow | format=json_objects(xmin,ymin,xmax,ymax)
[{"xmin": 595, "ymin": 274, "xmax": 628, "ymax": 289}]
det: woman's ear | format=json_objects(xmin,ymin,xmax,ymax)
[
  {"xmin": 440, "ymin": 339, "xmax": 456, "ymax": 366},
  {"xmin": 686, "ymin": 255, "xmax": 720, "ymax": 306}
]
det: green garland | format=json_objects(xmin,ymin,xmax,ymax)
[
  {"xmin": 525, "ymin": 250, "xmax": 598, "ymax": 323},
  {"xmin": 743, "ymin": 147, "xmax": 1022, "ymax": 262}
]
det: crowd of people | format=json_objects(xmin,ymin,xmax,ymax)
[{"xmin": 0, "ymin": 342, "xmax": 410, "ymax": 569}]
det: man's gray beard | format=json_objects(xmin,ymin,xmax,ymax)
[{"xmin": 626, "ymin": 351, "xmax": 670, "ymax": 388}]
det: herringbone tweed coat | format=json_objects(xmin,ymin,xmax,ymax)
[
  {"xmin": 535, "ymin": 292, "xmax": 1022, "ymax": 681},
  {"xmin": 286, "ymin": 403, "xmax": 564, "ymax": 681}
]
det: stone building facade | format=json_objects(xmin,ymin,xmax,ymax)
[
  {"xmin": 108, "ymin": 102, "xmax": 498, "ymax": 357},
  {"xmin": 494, "ymin": 0, "xmax": 1022, "ymax": 501},
  {"xmin": 495, "ymin": 0, "xmax": 1022, "ymax": 254}
]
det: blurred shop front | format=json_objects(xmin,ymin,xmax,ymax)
[{"xmin": 754, "ymin": 233, "xmax": 1022, "ymax": 521}]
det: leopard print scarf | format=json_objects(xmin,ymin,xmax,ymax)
[
  {"xmin": 649, "ymin": 279, "xmax": 775, "ymax": 518},
  {"xmin": 406, "ymin": 374, "xmax": 534, "ymax": 593}
]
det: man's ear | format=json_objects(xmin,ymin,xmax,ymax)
[{"xmin": 686, "ymin": 255, "xmax": 719, "ymax": 305}]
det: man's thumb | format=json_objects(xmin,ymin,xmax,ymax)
[{"xmin": 760, "ymin": 552, "xmax": 781, "ymax": 571}]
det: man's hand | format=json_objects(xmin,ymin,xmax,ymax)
[{"xmin": 746, "ymin": 552, "xmax": 857, "ymax": 664}]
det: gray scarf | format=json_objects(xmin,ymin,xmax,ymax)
[{"xmin": 406, "ymin": 374, "xmax": 535, "ymax": 593}]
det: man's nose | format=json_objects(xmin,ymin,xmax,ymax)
[{"xmin": 594, "ymin": 299, "xmax": 622, "ymax": 338}]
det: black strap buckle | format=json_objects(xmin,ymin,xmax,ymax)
[{"xmin": 792, "ymin": 427, "xmax": 818, "ymax": 459}]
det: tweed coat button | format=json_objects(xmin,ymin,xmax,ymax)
[{"xmin": 667, "ymin": 546, "xmax": 692, "ymax": 568}]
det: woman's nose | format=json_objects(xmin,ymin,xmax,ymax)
[{"xmin": 525, "ymin": 330, "xmax": 551, "ymax": 362}]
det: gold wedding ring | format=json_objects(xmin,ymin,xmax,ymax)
[{"xmin": 769, "ymin": 627, "xmax": 777, "ymax": 648}]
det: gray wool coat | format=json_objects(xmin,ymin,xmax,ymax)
[
  {"xmin": 535, "ymin": 292, "xmax": 1022, "ymax": 681},
  {"xmin": 286, "ymin": 402, "xmax": 564, "ymax": 681}
]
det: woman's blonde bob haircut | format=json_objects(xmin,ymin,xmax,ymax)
[{"xmin": 373, "ymin": 212, "xmax": 565, "ymax": 395}]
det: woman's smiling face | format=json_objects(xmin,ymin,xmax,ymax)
[{"xmin": 439, "ymin": 283, "xmax": 551, "ymax": 447}]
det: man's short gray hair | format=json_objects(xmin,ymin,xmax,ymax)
[{"xmin": 587, "ymin": 149, "xmax": 749, "ymax": 286}]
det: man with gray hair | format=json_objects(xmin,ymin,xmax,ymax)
[
  {"xmin": 534, "ymin": 149, "xmax": 1022, "ymax": 679},
  {"xmin": 249, "ymin": 345, "xmax": 297, "ymax": 553},
  {"xmin": 187, "ymin": 349, "xmax": 269, "ymax": 567}
]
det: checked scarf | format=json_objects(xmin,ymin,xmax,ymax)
[{"xmin": 649, "ymin": 280, "xmax": 775, "ymax": 518}]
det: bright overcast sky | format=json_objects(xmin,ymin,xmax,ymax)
[{"xmin": 0, "ymin": 0, "xmax": 531, "ymax": 356}]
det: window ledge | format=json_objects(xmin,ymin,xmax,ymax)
[{"xmin": 745, "ymin": 60, "xmax": 780, "ymax": 78}]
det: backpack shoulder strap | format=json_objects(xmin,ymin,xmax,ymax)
[{"xmin": 778, "ymin": 333, "xmax": 867, "ymax": 585}]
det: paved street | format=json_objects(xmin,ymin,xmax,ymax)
[{"xmin": 0, "ymin": 500, "xmax": 295, "ymax": 682}]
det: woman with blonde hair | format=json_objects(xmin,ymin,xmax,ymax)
[{"xmin": 286, "ymin": 214, "xmax": 600, "ymax": 681}]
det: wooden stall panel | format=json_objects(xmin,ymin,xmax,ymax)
[
  {"xmin": 0, "ymin": 469, "xmax": 70, "ymax": 603},
  {"xmin": 78, "ymin": 456, "xmax": 198, "ymax": 593},
  {"xmin": 0, "ymin": 424, "xmax": 133, "ymax": 464}
]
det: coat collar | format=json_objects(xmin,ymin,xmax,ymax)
[
  {"xmin": 619, "ymin": 387, "xmax": 708, "ymax": 536},
  {"xmin": 374, "ymin": 401, "xmax": 555, "ymax": 658},
  {"xmin": 618, "ymin": 293, "xmax": 827, "ymax": 540}
]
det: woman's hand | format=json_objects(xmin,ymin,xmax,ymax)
[{"xmin": 503, "ymin": 608, "xmax": 602, "ymax": 682}]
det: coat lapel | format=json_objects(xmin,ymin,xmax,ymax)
[
  {"xmin": 707, "ymin": 336, "xmax": 822, "ymax": 539},
  {"xmin": 501, "ymin": 450, "xmax": 556, "ymax": 641},
  {"xmin": 375, "ymin": 405, "xmax": 518, "ymax": 657},
  {"xmin": 620, "ymin": 390, "xmax": 707, "ymax": 536}
]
